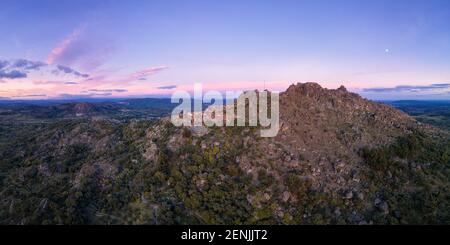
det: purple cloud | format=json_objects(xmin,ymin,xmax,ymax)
[
  {"xmin": 87, "ymin": 89, "xmax": 128, "ymax": 93},
  {"xmin": 33, "ymin": 80, "xmax": 80, "ymax": 85},
  {"xmin": 53, "ymin": 65, "xmax": 89, "ymax": 78},
  {"xmin": 0, "ymin": 60, "xmax": 9, "ymax": 70},
  {"xmin": 59, "ymin": 92, "xmax": 113, "ymax": 99},
  {"xmin": 12, "ymin": 59, "xmax": 47, "ymax": 70},
  {"xmin": 157, "ymin": 85, "xmax": 177, "ymax": 90},
  {"xmin": 0, "ymin": 59, "xmax": 49, "ymax": 79},
  {"xmin": 132, "ymin": 66, "xmax": 169, "ymax": 79},
  {"xmin": 12, "ymin": 94, "xmax": 47, "ymax": 98},
  {"xmin": 363, "ymin": 83, "xmax": 450, "ymax": 93},
  {"xmin": 0, "ymin": 70, "xmax": 27, "ymax": 79}
]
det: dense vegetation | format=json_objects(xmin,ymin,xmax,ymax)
[
  {"xmin": 0, "ymin": 119, "xmax": 254, "ymax": 224},
  {"xmin": 0, "ymin": 99, "xmax": 449, "ymax": 225},
  {"xmin": 360, "ymin": 132, "xmax": 450, "ymax": 224}
]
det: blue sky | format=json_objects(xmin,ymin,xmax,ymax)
[{"xmin": 0, "ymin": 0, "xmax": 450, "ymax": 100}]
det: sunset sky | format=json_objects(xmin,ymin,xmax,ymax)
[{"xmin": 1, "ymin": 0, "xmax": 450, "ymax": 100}]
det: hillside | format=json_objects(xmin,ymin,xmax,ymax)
[{"xmin": 0, "ymin": 83, "xmax": 448, "ymax": 225}]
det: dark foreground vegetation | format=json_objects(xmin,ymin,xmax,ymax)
[{"xmin": 360, "ymin": 132, "xmax": 449, "ymax": 224}]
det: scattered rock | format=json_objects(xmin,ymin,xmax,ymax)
[
  {"xmin": 190, "ymin": 126, "xmax": 209, "ymax": 137},
  {"xmin": 374, "ymin": 198, "xmax": 382, "ymax": 206},
  {"xmin": 356, "ymin": 192, "xmax": 364, "ymax": 200},
  {"xmin": 282, "ymin": 191, "xmax": 291, "ymax": 202},
  {"xmin": 345, "ymin": 191, "xmax": 354, "ymax": 199},
  {"xmin": 348, "ymin": 212, "xmax": 364, "ymax": 223},
  {"xmin": 334, "ymin": 208, "xmax": 342, "ymax": 218},
  {"xmin": 378, "ymin": 202, "xmax": 389, "ymax": 214}
]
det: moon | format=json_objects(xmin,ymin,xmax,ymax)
[{"xmin": 385, "ymin": 49, "xmax": 390, "ymax": 53}]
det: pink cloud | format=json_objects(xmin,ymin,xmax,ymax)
[
  {"xmin": 179, "ymin": 81, "xmax": 292, "ymax": 92},
  {"xmin": 47, "ymin": 24, "xmax": 86, "ymax": 65},
  {"xmin": 131, "ymin": 66, "xmax": 169, "ymax": 79}
]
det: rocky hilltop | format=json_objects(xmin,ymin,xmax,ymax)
[
  {"xmin": 0, "ymin": 83, "xmax": 448, "ymax": 225},
  {"xmin": 269, "ymin": 83, "xmax": 422, "ymax": 183},
  {"xmin": 280, "ymin": 83, "xmax": 417, "ymax": 146}
]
